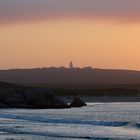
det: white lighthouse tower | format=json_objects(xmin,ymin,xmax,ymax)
[{"xmin": 69, "ymin": 61, "xmax": 74, "ymax": 69}]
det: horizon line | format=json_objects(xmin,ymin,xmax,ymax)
[{"xmin": 0, "ymin": 66, "xmax": 140, "ymax": 72}]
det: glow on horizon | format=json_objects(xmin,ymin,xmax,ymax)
[{"xmin": 0, "ymin": 19, "xmax": 140, "ymax": 70}]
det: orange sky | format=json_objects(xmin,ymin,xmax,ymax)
[{"xmin": 0, "ymin": 18, "xmax": 140, "ymax": 70}]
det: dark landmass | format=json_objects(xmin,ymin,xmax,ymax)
[
  {"xmin": 1, "ymin": 67, "xmax": 140, "ymax": 105},
  {"xmin": 0, "ymin": 81, "xmax": 87, "ymax": 108},
  {"xmin": 55, "ymin": 88, "xmax": 140, "ymax": 103},
  {"xmin": 53, "ymin": 88, "xmax": 140, "ymax": 97},
  {"xmin": 0, "ymin": 82, "xmax": 69, "ymax": 109},
  {"xmin": 0, "ymin": 67, "xmax": 140, "ymax": 86},
  {"xmin": 0, "ymin": 81, "xmax": 140, "ymax": 106}
]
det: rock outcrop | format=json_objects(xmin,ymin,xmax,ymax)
[
  {"xmin": 69, "ymin": 97, "xmax": 87, "ymax": 108},
  {"xmin": 0, "ymin": 82, "xmax": 69, "ymax": 109},
  {"xmin": 24, "ymin": 88, "xmax": 69, "ymax": 109}
]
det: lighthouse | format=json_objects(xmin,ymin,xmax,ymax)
[{"xmin": 69, "ymin": 61, "xmax": 74, "ymax": 69}]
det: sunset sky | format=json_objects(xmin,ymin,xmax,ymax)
[{"xmin": 0, "ymin": 0, "xmax": 140, "ymax": 70}]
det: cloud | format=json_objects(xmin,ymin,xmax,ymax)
[{"xmin": 0, "ymin": 0, "xmax": 140, "ymax": 23}]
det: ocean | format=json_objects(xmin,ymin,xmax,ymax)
[{"xmin": 0, "ymin": 102, "xmax": 140, "ymax": 140}]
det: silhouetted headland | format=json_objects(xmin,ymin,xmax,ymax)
[
  {"xmin": 1, "ymin": 67, "xmax": 140, "ymax": 104},
  {"xmin": 0, "ymin": 81, "xmax": 87, "ymax": 108},
  {"xmin": 0, "ymin": 67, "xmax": 140, "ymax": 87}
]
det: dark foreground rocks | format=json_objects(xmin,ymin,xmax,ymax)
[
  {"xmin": 0, "ymin": 82, "xmax": 69, "ymax": 109},
  {"xmin": 69, "ymin": 97, "xmax": 87, "ymax": 108},
  {"xmin": 0, "ymin": 82, "xmax": 88, "ymax": 109},
  {"xmin": 23, "ymin": 88, "xmax": 69, "ymax": 109}
]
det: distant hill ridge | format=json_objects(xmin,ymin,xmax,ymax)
[{"xmin": 0, "ymin": 67, "xmax": 140, "ymax": 86}]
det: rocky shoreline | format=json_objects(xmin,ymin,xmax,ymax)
[{"xmin": 0, "ymin": 82, "xmax": 86, "ymax": 109}]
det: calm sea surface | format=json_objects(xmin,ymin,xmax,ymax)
[{"xmin": 0, "ymin": 102, "xmax": 140, "ymax": 140}]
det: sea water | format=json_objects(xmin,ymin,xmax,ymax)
[{"xmin": 0, "ymin": 102, "xmax": 140, "ymax": 140}]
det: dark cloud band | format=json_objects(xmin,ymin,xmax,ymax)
[{"xmin": 0, "ymin": 0, "xmax": 140, "ymax": 23}]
